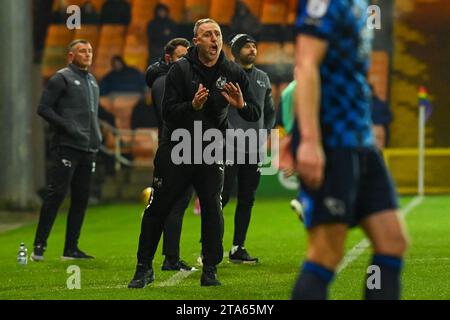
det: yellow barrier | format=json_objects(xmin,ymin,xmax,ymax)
[{"xmin": 383, "ymin": 148, "xmax": 450, "ymax": 195}]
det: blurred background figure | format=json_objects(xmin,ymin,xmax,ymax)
[
  {"xmin": 100, "ymin": 0, "xmax": 131, "ymax": 25},
  {"xmin": 230, "ymin": 0, "xmax": 262, "ymax": 41},
  {"xmin": 131, "ymin": 89, "xmax": 159, "ymax": 130},
  {"xmin": 51, "ymin": 0, "xmax": 68, "ymax": 24},
  {"xmin": 147, "ymin": 4, "xmax": 178, "ymax": 64},
  {"xmin": 80, "ymin": 0, "xmax": 99, "ymax": 25},
  {"xmin": 100, "ymin": 56, "xmax": 146, "ymax": 96}
]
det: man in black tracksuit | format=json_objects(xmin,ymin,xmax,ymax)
[
  {"xmin": 145, "ymin": 38, "xmax": 194, "ymax": 271},
  {"xmin": 128, "ymin": 18, "xmax": 261, "ymax": 288},
  {"xmin": 31, "ymin": 40, "xmax": 101, "ymax": 261},
  {"xmin": 224, "ymin": 34, "xmax": 276, "ymax": 264}
]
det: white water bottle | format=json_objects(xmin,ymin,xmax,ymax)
[{"xmin": 17, "ymin": 242, "xmax": 28, "ymax": 265}]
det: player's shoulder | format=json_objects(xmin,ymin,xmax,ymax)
[
  {"xmin": 281, "ymin": 80, "xmax": 297, "ymax": 97},
  {"xmin": 296, "ymin": 0, "xmax": 347, "ymax": 40},
  {"xmin": 300, "ymin": 0, "xmax": 347, "ymax": 16},
  {"xmin": 297, "ymin": 0, "xmax": 347, "ymax": 25}
]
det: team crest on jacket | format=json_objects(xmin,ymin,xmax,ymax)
[{"xmin": 216, "ymin": 76, "xmax": 227, "ymax": 90}]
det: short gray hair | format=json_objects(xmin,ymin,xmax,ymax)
[
  {"xmin": 193, "ymin": 18, "xmax": 220, "ymax": 36},
  {"xmin": 68, "ymin": 39, "xmax": 90, "ymax": 52}
]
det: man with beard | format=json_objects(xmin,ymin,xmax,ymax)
[{"xmin": 223, "ymin": 34, "xmax": 275, "ymax": 264}]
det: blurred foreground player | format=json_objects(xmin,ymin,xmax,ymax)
[
  {"xmin": 128, "ymin": 18, "xmax": 260, "ymax": 288},
  {"xmin": 32, "ymin": 40, "xmax": 101, "ymax": 261},
  {"xmin": 292, "ymin": 0, "xmax": 408, "ymax": 300}
]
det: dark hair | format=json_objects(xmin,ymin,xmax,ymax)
[
  {"xmin": 111, "ymin": 55, "xmax": 126, "ymax": 67},
  {"xmin": 68, "ymin": 39, "xmax": 90, "ymax": 52},
  {"xmin": 154, "ymin": 3, "xmax": 169, "ymax": 16},
  {"xmin": 164, "ymin": 38, "xmax": 190, "ymax": 56}
]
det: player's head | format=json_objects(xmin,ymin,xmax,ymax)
[
  {"xmin": 164, "ymin": 38, "xmax": 190, "ymax": 64},
  {"xmin": 193, "ymin": 18, "xmax": 222, "ymax": 64},
  {"xmin": 230, "ymin": 34, "xmax": 257, "ymax": 66},
  {"xmin": 68, "ymin": 39, "xmax": 93, "ymax": 69}
]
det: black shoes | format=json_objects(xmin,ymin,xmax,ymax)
[
  {"xmin": 201, "ymin": 266, "xmax": 221, "ymax": 286},
  {"xmin": 229, "ymin": 246, "xmax": 259, "ymax": 264},
  {"xmin": 30, "ymin": 245, "xmax": 46, "ymax": 262},
  {"xmin": 162, "ymin": 259, "xmax": 196, "ymax": 271},
  {"xmin": 128, "ymin": 264, "xmax": 155, "ymax": 289},
  {"xmin": 62, "ymin": 248, "xmax": 95, "ymax": 260},
  {"xmin": 31, "ymin": 246, "xmax": 93, "ymax": 261}
]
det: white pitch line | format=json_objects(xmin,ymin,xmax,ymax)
[
  {"xmin": 157, "ymin": 253, "xmax": 229, "ymax": 287},
  {"xmin": 336, "ymin": 196, "xmax": 424, "ymax": 274},
  {"xmin": 157, "ymin": 269, "xmax": 198, "ymax": 287}
]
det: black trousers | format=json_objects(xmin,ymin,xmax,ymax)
[
  {"xmin": 162, "ymin": 185, "xmax": 194, "ymax": 260},
  {"xmin": 222, "ymin": 161, "xmax": 261, "ymax": 247},
  {"xmin": 137, "ymin": 143, "xmax": 224, "ymax": 267},
  {"xmin": 34, "ymin": 146, "xmax": 95, "ymax": 251}
]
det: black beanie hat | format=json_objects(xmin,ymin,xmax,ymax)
[{"xmin": 229, "ymin": 34, "xmax": 257, "ymax": 58}]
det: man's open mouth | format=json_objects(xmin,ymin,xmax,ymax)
[{"xmin": 210, "ymin": 45, "xmax": 218, "ymax": 55}]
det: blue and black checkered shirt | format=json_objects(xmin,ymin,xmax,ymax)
[{"xmin": 295, "ymin": 0, "xmax": 374, "ymax": 148}]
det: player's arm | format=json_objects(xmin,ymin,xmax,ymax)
[
  {"xmin": 295, "ymin": 34, "xmax": 328, "ymax": 189},
  {"xmin": 37, "ymin": 74, "xmax": 77, "ymax": 135}
]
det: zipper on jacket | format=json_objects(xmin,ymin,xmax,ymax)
[{"xmin": 85, "ymin": 74, "xmax": 94, "ymax": 152}]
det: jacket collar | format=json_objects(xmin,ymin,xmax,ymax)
[
  {"xmin": 69, "ymin": 63, "xmax": 89, "ymax": 77},
  {"xmin": 186, "ymin": 46, "xmax": 226, "ymax": 69}
]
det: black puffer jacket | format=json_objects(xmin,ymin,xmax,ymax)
[
  {"xmin": 38, "ymin": 63, "xmax": 102, "ymax": 153},
  {"xmin": 145, "ymin": 59, "xmax": 171, "ymax": 131}
]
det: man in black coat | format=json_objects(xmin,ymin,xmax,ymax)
[
  {"xmin": 128, "ymin": 18, "xmax": 261, "ymax": 288},
  {"xmin": 31, "ymin": 39, "xmax": 101, "ymax": 261},
  {"xmin": 145, "ymin": 38, "xmax": 195, "ymax": 271}
]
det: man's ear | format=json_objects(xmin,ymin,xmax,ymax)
[
  {"xmin": 164, "ymin": 53, "xmax": 172, "ymax": 64},
  {"xmin": 67, "ymin": 52, "xmax": 74, "ymax": 62},
  {"xmin": 192, "ymin": 37, "xmax": 198, "ymax": 45}
]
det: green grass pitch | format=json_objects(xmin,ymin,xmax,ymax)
[{"xmin": 0, "ymin": 196, "xmax": 449, "ymax": 300}]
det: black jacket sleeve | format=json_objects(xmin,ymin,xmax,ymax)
[
  {"xmin": 236, "ymin": 68, "xmax": 261, "ymax": 122},
  {"xmin": 37, "ymin": 73, "xmax": 74, "ymax": 133},
  {"xmin": 162, "ymin": 63, "xmax": 193, "ymax": 122},
  {"xmin": 151, "ymin": 76, "xmax": 166, "ymax": 130},
  {"xmin": 263, "ymin": 75, "xmax": 276, "ymax": 131}
]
